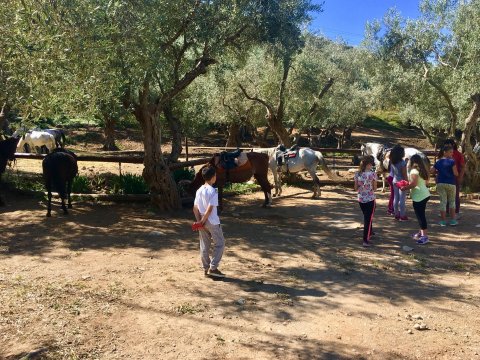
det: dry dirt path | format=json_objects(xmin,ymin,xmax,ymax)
[{"xmin": 1, "ymin": 185, "xmax": 479, "ymax": 359}]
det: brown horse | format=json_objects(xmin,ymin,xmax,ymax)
[{"xmin": 189, "ymin": 152, "xmax": 272, "ymax": 210}]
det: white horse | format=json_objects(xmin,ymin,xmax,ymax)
[
  {"xmin": 253, "ymin": 146, "xmax": 340, "ymax": 198},
  {"xmin": 381, "ymin": 147, "xmax": 431, "ymax": 175},
  {"xmin": 17, "ymin": 131, "xmax": 56, "ymax": 154}
]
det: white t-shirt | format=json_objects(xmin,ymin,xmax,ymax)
[{"xmin": 194, "ymin": 184, "xmax": 220, "ymax": 225}]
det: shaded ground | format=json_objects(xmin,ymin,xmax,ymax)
[{"xmin": 1, "ymin": 185, "xmax": 479, "ymax": 359}]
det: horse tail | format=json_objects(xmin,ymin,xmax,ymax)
[
  {"xmin": 315, "ymin": 151, "xmax": 341, "ymax": 181},
  {"xmin": 60, "ymin": 130, "xmax": 66, "ymax": 147}
]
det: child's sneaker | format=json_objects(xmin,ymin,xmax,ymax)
[
  {"xmin": 416, "ymin": 236, "xmax": 429, "ymax": 245},
  {"xmin": 411, "ymin": 232, "xmax": 422, "ymax": 240},
  {"xmin": 438, "ymin": 220, "xmax": 447, "ymax": 226},
  {"xmin": 394, "ymin": 215, "xmax": 400, "ymax": 221},
  {"xmin": 208, "ymin": 268, "xmax": 225, "ymax": 278},
  {"xmin": 399, "ymin": 216, "xmax": 409, "ymax": 222},
  {"xmin": 449, "ymin": 219, "xmax": 458, "ymax": 226},
  {"xmin": 362, "ymin": 241, "xmax": 371, "ymax": 248},
  {"xmin": 387, "ymin": 210, "xmax": 394, "ymax": 216}
]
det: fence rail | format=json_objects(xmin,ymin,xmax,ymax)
[{"xmin": 13, "ymin": 147, "xmax": 439, "ymax": 170}]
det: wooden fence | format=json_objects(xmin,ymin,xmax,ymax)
[{"xmin": 13, "ymin": 146, "xmax": 439, "ymax": 172}]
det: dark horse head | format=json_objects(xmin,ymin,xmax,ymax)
[{"xmin": 189, "ymin": 152, "xmax": 272, "ymax": 209}]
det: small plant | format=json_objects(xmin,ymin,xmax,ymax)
[
  {"xmin": 176, "ymin": 303, "xmax": 205, "ymax": 315},
  {"xmin": 71, "ymin": 176, "xmax": 92, "ymax": 193},
  {"xmin": 172, "ymin": 167, "xmax": 195, "ymax": 183},
  {"xmin": 110, "ymin": 173, "xmax": 149, "ymax": 194},
  {"xmin": 224, "ymin": 182, "xmax": 258, "ymax": 195}
]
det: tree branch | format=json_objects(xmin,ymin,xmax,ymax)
[
  {"xmin": 308, "ymin": 77, "xmax": 334, "ymax": 117},
  {"xmin": 238, "ymin": 83, "xmax": 275, "ymax": 115}
]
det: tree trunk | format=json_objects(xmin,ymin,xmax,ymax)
[
  {"xmin": 102, "ymin": 114, "xmax": 119, "ymax": 151},
  {"xmin": 135, "ymin": 105, "xmax": 181, "ymax": 211},
  {"xmin": 163, "ymin": 103, "xmax": 183, "ymax": 163},
  {"xmin": 226, "ymin": 122, "xmax": 242, "ymax": 147},
  {"xmin": 460, "ymin": 94, "xmax": 480, "ymax": 191},
  {"xmin": 267, "ymin": 112, "xmax": 291, "ymax": 146}
]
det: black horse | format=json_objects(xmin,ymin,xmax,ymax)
[{"xmin": 42, "ymin": 148, "xmax": 78, "ymax": 217}]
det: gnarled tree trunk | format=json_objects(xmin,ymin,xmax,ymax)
[
  {"xmin": 102, "ymin": 113, "xmax": 119, "ymax": 151},
  {"xmin": 460, "ymin": 94, "xmax": 480, "ymax": 192},
  {"xmin": 135, "ymin": 105, "xmax": 181, "ymax": 211},
  {"xmin": 226, "ymin": 122, "xmax": 241, "ymax": 147},
  {"xmin": 163, "ymin": 102, "xmax": 183, "ymax": 163},
  {"xmin": 0, "ymin": 103, "xmax": 11, "ymax": 134}
]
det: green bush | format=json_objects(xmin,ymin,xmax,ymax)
[
  {"xmin": 111, "ymin": 173, "xmax": 149, "ymax": 194},
  {"xmin": 72, "ymin": 176, "xmax": 92, "ymax": 193},
  {"xmin": 172, "ymin": 167, "xmax": 195, "ymax": 183}
]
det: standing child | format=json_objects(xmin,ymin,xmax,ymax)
[
  {"xmin": 193, "ymin": 166, "xmax": 226, "ymax": 278},
  {"xmin": 390, "ymin": 145, "xmax": 408, "ymax": 221},
  {"xmin": 354, "ymin": 155, "xmax": 377, "ymax": 248},
  {"xmin": 400, "ymin": 154, "xmax": 431, "ymax": 244},
  {"xmin": 386, "ymin": 160, "xmax": 395, "ymax": 215},
  {"xmin": 443, "ymin": 139, "xmax": 465, "ymax": 217},
  {"xmin": 433, "ymin": 145, "xmax": 459, "ymax": 226}
]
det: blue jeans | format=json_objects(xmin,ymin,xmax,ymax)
[{"xmin": 393, "ymin": 183, "xmax": 406, "ymax": 217}]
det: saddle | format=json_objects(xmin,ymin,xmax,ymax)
[
  {"xmin": 276, "ymin": 144, "xmax": 299, "ymax": 166},
  {"xmin": 218, "ymin": 149, "xmax": 247, "ymax": 170}
]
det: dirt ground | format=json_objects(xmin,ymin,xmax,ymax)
[
  {"xmin": 1, "ymin": 126, "xmax": 479, "ymax": 359},
  {"xmin": 1, "ymin": 184, "xmax": 479, "ymax": 360}
]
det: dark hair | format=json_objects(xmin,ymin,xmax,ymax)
[
  {"xmin": 390, "ymin": 145, "xmax": 405, "ymax": 165},
  {"xmin": 409, "ymin": 154, "xmax": 429, "ymax": 181},
  {"xmin": 440, "ymin": 144, "xmax": 454, "ymax": 158},
  {"xmin": 444, "ymin": 139, "xmax": 457, "ymax": 151},
  {"xmin": 201, "ymin": 166, "xmax": 216, "ymax": 181},
  {"xmin": 358, "ymin": 155, "xmax": 375, "ymax": 173}
]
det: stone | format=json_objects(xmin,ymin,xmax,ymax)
[
  {"xmin": 412, "ymin": 314, "xmax": 423, "ymax": 320},
  {"xmin": 407, "ymin": 329, "xmax": 413, "ymax": 334},
  {"xmin": 148, "ymin": 231, "xmax": 165, "ymax": 236},
  {"xmin": 402, "ymin": 246, "xmax": 414, "ymax": 252},
  {"xmin": 236, "ymin": 298, "xmax": 246, "ymax": 306}
]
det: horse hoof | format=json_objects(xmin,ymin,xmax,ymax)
[{"xmin": 46, "ymin": 213, "xmax": 51, "ymax": 217}]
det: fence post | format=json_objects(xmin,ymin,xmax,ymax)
[
  {"xmin": 185, "ymin": 137, "xmax": 189, "ymax": 162},
  {"xmin": 118, "ymin": 162, "xmax": 122, "ymax": 176}
]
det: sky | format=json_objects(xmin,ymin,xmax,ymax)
[{"xmin": 310, "ymin": 0, "xmax": 422, "ymax": 46}]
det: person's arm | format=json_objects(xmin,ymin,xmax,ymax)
[
  {"xmin": 372, "ymin": 173, "xmax": 377, "ymax": 192},
  {"xmin": 354, "ymin": 173, "xmax": 359, "ymax": 192},
  {"xmin": 402, "ymin": 173, "xmax": 418, "ymax": 190},
  {"xmin": 200, "ymin": 205, "xmax": 214, "ymax": 225},
  {"xmin": 193, "ymin": 205, "xmax": 202, "ymax": 222},
  {"xmin": 458, "ymin": 160, "xmax": 466, "ymax": 183},
  {"xmin": 452, "ymin": 163, "xmax": 459, "ymax": 177}
]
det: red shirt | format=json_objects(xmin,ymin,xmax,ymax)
[{"xmin": 452, "ymin": 150, "xmax": 465, "ymax": 172}]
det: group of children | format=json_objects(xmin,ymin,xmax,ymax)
[
  {"xmin": 192, "ymin": 139, "xmax": 466, "ymax": 278},
  {"xmin": 355, "ymin": 139, "xmax": 465, "ymax": 248}
]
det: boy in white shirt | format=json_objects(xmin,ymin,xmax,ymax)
[{"xmin": 193, "ymin": 166, "xmax": 226, "ymax": 278}]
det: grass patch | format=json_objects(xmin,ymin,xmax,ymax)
[
  {"xmin": 176, "ymin": 303, "xmax": 206, "ymax": 315},
  {"xmin": 364, "ymin": 110, "xmax": 404, "ymax": 131},
  {"xmin": 224, "ymin": 182, "xmax": 258, "ymax": 195}
]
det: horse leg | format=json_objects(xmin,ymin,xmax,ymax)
[
  {"xmin": 308, "ymin": 168, "xmax": 321, "ymax": 198},
  {"xmin": 67, "ymin": 179, "xmax": 73, "ymax": 209},
  {"xmin": 381, "ymin": 174, "xmax": 386, "ymax": 193},
  {"xmin": 218, "ymin": 186, "xmax": 223, "ymax": 213},
  {"xmin": 271, "ymin": 163, "xmax": 281, "ymax": 197},
  {"xmin": 254, "ymin": 173, "xmax": 272, "ymax": 208},
  {"xmin": 46, "ymin": 186, "xmax": 52, "ymax": 217},
  {"xmin": 61, "ymin": 195, "xmax": 68, "ymax": 215}
]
